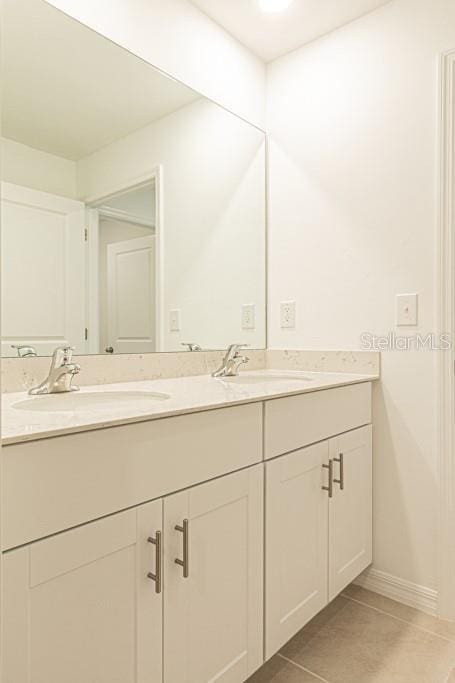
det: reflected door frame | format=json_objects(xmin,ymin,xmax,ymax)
[{"xmin": 86, "ymin": 167, "xmax": 163, "ymax": 354}]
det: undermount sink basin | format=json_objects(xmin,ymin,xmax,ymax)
[
  {"xmin": 13, "ymin": 391, "xmax": 171, "ymax": 412},
  {"xmin": 222, "ymin": 374, "xmax": 314, "ymax": 384}
]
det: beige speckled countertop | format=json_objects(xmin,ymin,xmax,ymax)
[{"xmin": 1, "ymin": 369, "xmax": 378, "ymax": 445}]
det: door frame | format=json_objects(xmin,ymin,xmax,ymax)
[
  {"xmin": 85, "ymin": 167, "xmax": 164, "ymax": 353},
  {"xmin": 437, "ymin": 48, "xmax": 455, "ymax": 620}
]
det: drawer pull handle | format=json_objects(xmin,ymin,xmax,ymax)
[
  {"xmin": 322, "ymin": 460, "xmax": 333, "ymax": 498},
  {"xmin": 147, "ymin": 531, "xmax": 162, "ymax": 594},
  {"xmin": 334, "ymin": 453, "xmax": 344, "ymax": 490},
  {"xmin": 175, "ymin": 519, "xmax": 189, "ymax": 578}
]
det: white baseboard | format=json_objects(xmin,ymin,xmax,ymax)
[{"xmin": 354, "ymin": 568, "xmax": 438, "ymax": 617}]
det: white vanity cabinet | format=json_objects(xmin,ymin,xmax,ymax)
[
  {"xmin": 264, "ymin": 425, "xmax": 372, "ymax": 659},
  {"xmin": 1, "ymin": 379, "xmax": 374, "ymax": 683},
  {"xmin": 2, "ymin": 465, "xmax": 264, "ymax": 683},
  {"xmin": 2, "ymin": 500, "xmax": 163, "ymax": 683}
]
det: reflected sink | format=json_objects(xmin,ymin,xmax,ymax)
[
  {"xmin": 13, "ymin": 391, "xmax": 171, "ymax": 412},
  {"xmin": 221, "ymin": 374, "xmax": 314, "ymax": 385}
]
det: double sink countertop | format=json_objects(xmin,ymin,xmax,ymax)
[{"xmin": 1, "ymin": 369, "xmax": 379, "ymax": 445}]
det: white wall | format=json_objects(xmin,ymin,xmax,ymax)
[
  {"xmin": 44, "ymin": 0, "xmax": 266, "ymax": 129},
  {"xmin": 1, "ymin": 138, "xmax": 77, "ymax": 198},
  {"xmin": 78, "ymin": 98, "xmax": 266, "ymax": 351},
  {"xmin": 267, "ymin": 0, "xmax": 455, "ymax": 593}
]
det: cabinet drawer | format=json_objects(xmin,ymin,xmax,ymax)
[
  {"xmin": 2, "ymin": 403, "xmax": 263, "ymax": 550},
  {"xmin": 264, "ymin": 382, "xmax": 371, "ymax": 459}
]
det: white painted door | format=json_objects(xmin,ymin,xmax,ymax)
[
  {"xmin": 164, "ymin": 465, "xmax": 264, "ymax": 683},
  {"xmin": 329, "ymin": 425, "xmax": 373, "ymax": 599},
  {"xmin": 265, "ymin": 441, "xmax": 329, "ymax": 660},
  {"xmin": 107, "ymin": 235, "xmax": 155, "ymax": 354},
  {"xmin": 2, "ymin": 501, "xmax": 163, "ymax": 683},
  {"xmin": 1, "ymin": 182, "xmax": 86, "ymax": 356}
]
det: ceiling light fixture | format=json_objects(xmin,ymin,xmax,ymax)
[{"xmin": 258, "ymin": 0, "xmax": 294, "ymax": 13}]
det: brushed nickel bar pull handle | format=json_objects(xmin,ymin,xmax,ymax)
[
  {"xmin": 147, "ymin": 531, "xmax": 162, "ymax": 594},
  {"xmin": 175, "ymin": 519, "xmax": 189, "ymax": 578},
  {"xmin": 322, "ymin": 460, "xmax": 334, "ymax": 498},
  {"xmin": 334, "ymin": 453, "xmax": 344, "ymax": 490}
]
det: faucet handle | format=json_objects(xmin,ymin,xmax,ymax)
[
  {"xmin": 227, "ymin": 343, "xmax": 249, "ymax": 355},
  {"xmin": 52, "ymin": 345, "xmax": 75, "ymax": 366}
]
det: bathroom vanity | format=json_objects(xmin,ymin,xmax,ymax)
[{"xmin": 1, "ymin": 371, "xmax": 374, "ymax": 683}]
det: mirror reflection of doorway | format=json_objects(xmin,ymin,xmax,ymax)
[{"xmin": 95, "ymin": 181, "xmax": 157, "ymax": 354}]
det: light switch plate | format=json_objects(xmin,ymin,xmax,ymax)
[
  {"xmin": 169, "ymin": 309, "xmax": 181, "ymax": 332},
  {"xmin": 396, "ymin": 293, "xmax": 418, "ymax": 326},
  {"xmin": 280, "ymin": 301, "xmax": 296, "ymax": 329},
  {"xmin": 242, "ymin": 304, "xmax": 255, "ymax": 330}
]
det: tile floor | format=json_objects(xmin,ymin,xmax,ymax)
[{"xmin": 248, "ymin": 584, "xmax": 455, "ymax": 683}]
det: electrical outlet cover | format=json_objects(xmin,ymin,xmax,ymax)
[
  {"xmin": 242, "ymin": 304, "xmax": 255, "ymax": 330},
  {"xmin": 280, "ymin": 301, "xmax": 296, "ymax": 329},
  {"xmin": 169, "ymin": 309, "xmax": 181, "ymax": 332}
]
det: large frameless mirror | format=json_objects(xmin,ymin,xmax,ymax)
[{"xmin": 1, "ymin": 0, "xmax": 266, "ymax": 356}]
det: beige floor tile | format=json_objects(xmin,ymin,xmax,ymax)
[
  {"xmin": 446, "ymin": 668, "xmax": 455, "ymax": 683},
  {"xmin": 343, "ymin": 584, "xmax": 455, "ymax": 641},
  {"xmin": 281, "ymin": 596, "xmax": 455, "ymax": 683},
  {"xmin": 281, "ymin": 596, "xmax": 349, "ymax": 647},
  {"xmin": 247, "ymin": 655, "xmax": 323, "ymax": 682}
]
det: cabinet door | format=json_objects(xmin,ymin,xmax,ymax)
[
  {"xmin": 2, "ymin": 501, "xmax": 163, "ymax": 683},
  {"xmin": 164, "ymin": 465, "xmax": 263, "ymax": 683},
  {"xmin": 329, "ymin": 425, "xmax": 372, "ymax": 600},
  {"xmin": 265, "ymin": 441, "xmax": 329, "ymax": 659}
]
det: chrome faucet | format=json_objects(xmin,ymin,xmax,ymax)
[
  {"xmin": 212, "ymin": 344, "xmax": 249, "ymax": 378},
  {"xmin": 29, "ymin": 346, "xmax": 81, "ymax": 395}
]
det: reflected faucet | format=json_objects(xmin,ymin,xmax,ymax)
[
  {"xmin": 181, "ymin": 342, "xmax": 202, "ymax": 352},
  {"xmin": 29, "ymin": 346, "xmax": 81, "ymax": 395},
  {"xmin": 11, "ymin": 344, "xmax": 37, "ymax": 358},
  {"xmin": 212, "ymin": 344, "xmax": 249, "ymax": 378}
]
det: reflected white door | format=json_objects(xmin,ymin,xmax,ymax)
[
  {"xmin": 1, "ymin": 182, "xmax": 86, "ymax": 356},
  {"xmin": 107, "ymin": 235, "xmax": 155, "ymax": 353}
]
